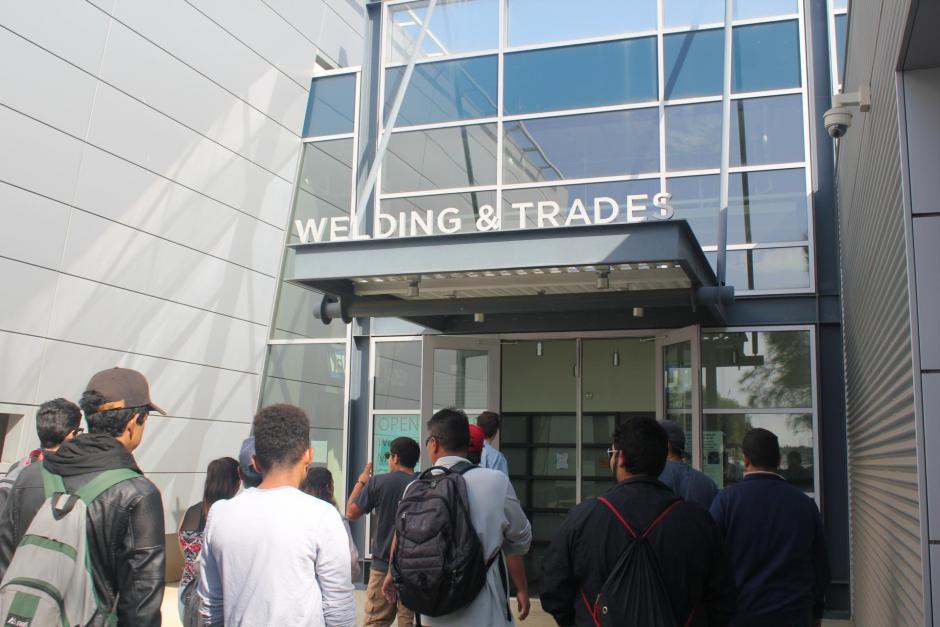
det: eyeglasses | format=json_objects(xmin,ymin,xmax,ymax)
[
  {"xmin": 384, "ymin": 451, "xmax": 393, "ymax": 460},
  {"xmin": 607, "ymin": 447, "xmax": 620, "ymax": 459},
  {"xmin": 71, "ymin": 427, "xmax": 84, "ymax": 436}
]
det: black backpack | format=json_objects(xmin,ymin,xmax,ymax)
[
  {"xmin": 391, "ymin": 462, "xmax": 503, "ymax": 618},
  {"xmin": 582, "ymin": 497, "xmax": 695, "ymax": 627}
]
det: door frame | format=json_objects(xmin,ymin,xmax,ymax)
[{"xmin": 655, "ymin": 325, "xmax": 703, "ymax": 469}]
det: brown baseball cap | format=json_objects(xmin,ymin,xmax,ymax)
[{"xmin": 84, "ymin": 367, "xmax": 166, "ymax": 415}]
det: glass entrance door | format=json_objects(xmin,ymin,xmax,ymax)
[{"xmin": 656, "ymin": 326, "xmax": 702, "ymax": 468}]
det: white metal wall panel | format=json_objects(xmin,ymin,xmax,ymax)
[
  {"xmin": 0, "ymin": 183, "xmax": 71, "ymax": 270},
  {"xmin": 836, "ymin": 0, "xmax": 925, "ymax": 624}
]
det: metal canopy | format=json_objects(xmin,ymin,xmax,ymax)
[{"xmin": 289, "ymin": 221, "xmax": 733, "ymax": 332}]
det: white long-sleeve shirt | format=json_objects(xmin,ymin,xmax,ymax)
[{"xmin": 198, "ymin": 486, "xmax": 355, "ymax": 627}]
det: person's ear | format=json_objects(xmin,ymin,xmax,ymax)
[
  {"xmin": 742, "ymin": 454, "xmax": 751, "ymax": 467},
  {"xmin": 252, "ymin": 454, "xmax": 262, "ymax": 473},
  {"xmin": 303, "ymin": 448, "xmax": 313, "ymax": 465}
]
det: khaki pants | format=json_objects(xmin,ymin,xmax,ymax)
[{"xmin": 364, "ymin": 568, "xmax": 415, "ymax": 627}]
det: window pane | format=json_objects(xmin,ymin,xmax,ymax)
[
  {"xmin": 733, "ymin": 0, "xmax": 799, "ymax": 19},
  {"xmin": 664, "ymin": 29, "xmax": 724, "ymax": 99},
  {"xmin": 507, "ymin": 0, "xmax": 656, "ymax": 47},
  {"xmin": 260, "ymin": 343, "xmax": 348, "ymax": 486},
  {"xmin": 374, "ymin": 341, "xmax": 422, "ymax": 409},
  {"xmin": 379, "ymin": 190, "xmax": 498, "ymax": 237},
  {"xmin": 386, "ymin": 56, "xmax": 498, "ymax": 127},
  {"xmin": 733, "ymin": 21, "xmax": 801, "ymax": 92},
  {"xmin": 668, "ymin": 169, "xmax": 808, "ymax": 246},
  {"xmin": 304, "ymin": 74, "xmax": 356, "ymax": 137},
  {"xmin": 503, "ymin": 109, "xmax": 660, "ymax": 185},
  {"xmin": 835, "ymin": 14, "xmax": 847, "ymax": 84},
  {"xmin": 273, "ymin": 251, "xmax": 347, "ymax": 339},
  {"xmin": 372, "ymin": 414, "xmax": 422, "ymax": 473},
  {"xmin": 703, "ymin": 413, "xmax": 814, "ymax": 490},
  {"xmin": 732, "ymin": 95, "xmax": 805, "ymax": 165},
  {"xmin": 666, "ymin": 102, "xmax": 721, "ymax": 171},
  {"xmin": 706, "ymin": 247, "xmax": 811, "ymax": 291},
  {"xmin": 833, "ymin": 0, "xmax": 848, "ymax": 10},
  {"xmin": 665, "ymin": 0, "xmax": 723, "ymax": 28},
  {"xmin": 502, "ymin": 179, "xmax": 661, "ymax": 231},
  {"xmin": 433, "ymin": 348, "xmax": 489, "ymax": 409},
  {"xmin": 504, "ymin": 38, "xmax": 657, "ymax": 115},
  {"xmin": 383, "ymin": 124, "xmax": 497, "ymax": 194},
  {"xmin": 386, "ymin": 0, "xmax": 499, "ymax": 64},
  {"xmin": 702, "ymin": 330, "xmax": 812, "ymax": 408}
]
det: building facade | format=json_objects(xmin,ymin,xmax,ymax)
[{"xmin": 267, "ymin": 0, "xmax": 852, "ymax": 617}]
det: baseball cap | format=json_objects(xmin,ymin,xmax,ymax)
[
  {"xmin": 659, "ymin": 420, "xmax": 686, "ymax": 452},
  {"xmin": 84, "ymin": 367, "xmax": 166, "ymax": 415},
  {"xmin": 468, "ymin": 423, "xmax": 485, "ymax": 455},
  {"xmin": 239, "ymin": 436, "xmax": 262, "ymax": 488}
]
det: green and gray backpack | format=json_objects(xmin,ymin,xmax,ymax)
[{"xmin": 0, "ymin": 464, "xmax": 140, "ymax": 627}]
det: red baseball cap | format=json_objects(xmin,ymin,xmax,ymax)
[{"xmin": 468, "ymin": 424, "xmax": 485, "ymax": 454}]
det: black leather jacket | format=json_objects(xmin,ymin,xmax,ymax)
[{"xmin": 0, "ymin": 434, "xmax": 165, "ymax": 627}]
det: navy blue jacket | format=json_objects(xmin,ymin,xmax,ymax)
[{"xmin": 710, "ymin": 473, "xmax": 829, "ymax": 626}]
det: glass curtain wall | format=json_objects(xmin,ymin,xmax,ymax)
[
  {"xmin": 258, "ymin": 72, "xmax": 360, "ymax": 499},
  {"xmin": 378, "ymin": 0, "xmax": 814, "ymax": 294},
  {"xmin": 828, "ymin": 0, "xmax": 848, "ymax": 90}
]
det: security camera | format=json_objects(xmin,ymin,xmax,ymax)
[
  {"xmin": 824, "ymin": 85, "xmax": 870, "ymax": 140},
  {"xmin": 824, "ymin": 107, "xmax": 852, "ymax": 138}
]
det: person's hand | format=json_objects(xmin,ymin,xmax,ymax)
[
  {"xmin": 516, "ymin": 590, "xmax": 530, "ymax": 621},
  {"xmin": 382, "ymin": 572, "xmax": 397, "ymax": 604},
  {"xmin": 358, "ymin": 462, "xmax": 373, "ymax": 484}
]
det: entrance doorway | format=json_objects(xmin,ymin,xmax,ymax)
[{"xmin": 420, "ymin": 327, "xmax": 702, "ymax": 593}]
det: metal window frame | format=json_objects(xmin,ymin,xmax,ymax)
[{"xmin": 370, "ymin": 3, "xmax": 817, "ymax": 297}]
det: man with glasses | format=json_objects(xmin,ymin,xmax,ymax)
[
  {"xmin": 346, "ymin": 436, "xmax": 420, "ymax": 627},
  {"xmin": 0, "ymin": 367, "xmax": 168, "ymax": 626},
  {"xmin": 541, "ymin": 416, "xmax": 736, "ymax": 626},
  {"xmin": 0, "ymin": 398, "xmax": 84, "ymax": 513}
]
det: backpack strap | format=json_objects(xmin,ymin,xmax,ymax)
[
  {"xmin": 597, "ymin": 496, "xmax": 683, "ymax": 539},
  {"xmin": 41, "ymin": 464, "xmax": 66, "ymax": 500},
  {"xmin": 74, "ymin": 469, "xmax": 141, "ymax": 505},
  {"xmin": 451, "ymin": 461, "xmax": 478, "ymax": 475}
]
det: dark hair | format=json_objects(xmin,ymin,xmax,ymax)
[
  {"xmin": 203, "ymin": 457, "xmax": 240, "ymax": 518},
  {"xmin": 743, "ymin": 428, "xmax": 781, "ymax": 469},
  {"xmin": 427, "ymin": 408, "xmax": 470, "ymax": 453},
  {"xmin": 301, "ymin": 466, "xmax": 335, "ymax": 506},
  {"xmin": 612, "ymin": 416, "xmax": 668, "ymax": 477},
  {"xmin": 476, "ymin": 411, "xmax": 501, "ymax": 439},
  {"xmin": 79, "ymin": 390, "xmax": 148, "ymax": 437},
  {"xmin": 36, "ymin": 398, "xmax": 82, "ymax": 449},
  {"xmin": 252, "ymin": 404, "xmax": 310, "ymax": 472},
  {"xmin": 390, "ymin": 437, "xmax": 420, "ymax": 469}
]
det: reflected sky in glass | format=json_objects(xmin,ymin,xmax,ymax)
[
  {"xmin": 507, "ymin": 0, "xmax": 656, "ymax": 47},
  {"xmin": 505, "ymin": 38, "xmax": 657, "ymax": 114},
  {"xmin": 304, "ymin": 74, "xmax": 356, "ymax": 137},
  {"xmin": 503, "ymin": 109, "xmax": 660, "ymax": 184},
  {"xmin": 706, "ymin": 247, "xmax": 810, "ymax": 290},
  {"xmin": 733, "ymin": 21, "xmax": 802, "ymax": 92},
  {"xmin": 383, "ymin": 124, "xmax": 497, "ymax": 193},
  {"xmin": 386, "ymin": 55, "xmax": 498, "ymax": 126},
  {"xmin": 387, "ymin": 0, "xmax": 499, "ymax": 64},
  {"xmin": 664, "ymin": 29, "xmax": 724, "ymax": 99},
  {"xmin": 835, "ymin": 14, "xmax": 847, "ymax": 84},
  {"xmin": 380, "ymin": 190, "xmax": 498, "ymax": 235},
  {"xmin": 295, "ymin": 140, "xmax": 353, "ymax": 226}
]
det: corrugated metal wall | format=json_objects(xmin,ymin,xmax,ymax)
[{"xmin": 835, "ymin": 0, "xmax": 924, "ymax": 624}]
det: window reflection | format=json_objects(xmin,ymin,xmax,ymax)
[
  {"xmin": 702, "ymin": 331, "xmax": 812, "ymax": 408},
  {"xmin": 380, "ymin": 190, "xmax": 498, "ymax": 236},
  {"xmin": 305, "ymin": 74, "xmax": 356, "ymax": 137},
  {"xmin": 504, "ymin": 38, "xmax": 657, "ymax": 115},
  {"xmin": 706, "ymin": 247, "xmax": 811, "ymax": 291},
  {"xmin": 433, "ymin": 348, "xmax": 489, "ymax": 409},
  {"xmin": 295, "ymin": 140, "xmax": 353, "ymax": 226},
  {"xmin": 386, "ymin": 56, "xmax": 498, "ymax": 126},
  {"xmin": 702, "ymin": 413, "xmax": 814, "ymax": 491},
  {"xmin": 386, "ymin": 0, "xmax": 499, "ymax": 65},
  {"xmin": 374, "ymin": 342, "xmax": 422, "ymax": 410},
  {"xmin": 667, "ymin": 169, "xmax": 809, "ymax": 246},
  {"xmin": 733, "ymin": 21, "xmax": 802, "ymax": 92},
  {"xmin": 261, "ymin": 343, "xmax": 346, "ymax": 431},
  {"xmin": 383, "ymin": 124, "xmax": 497, "ymax": 193},
  {"xmin": 664, "ymin": 0, "xmax": 724, "ymax": 28},
  {"xmin": 834, "ymin": 14, "xmax": 847, "ymax": 85},
  {"xmin": 664, "ymin": 29, "xmax": 724, "ymax": 99},
  {"xmin": 503, "ymin": 109, "xmax": 660, "ymax": 184},
  {"xmin": 507, "ymin": 0, "xmax": 656, "ymax": 47},
  {"xmin": 733, "ymin": 0, "xmax": 799, "ymax": 20}
]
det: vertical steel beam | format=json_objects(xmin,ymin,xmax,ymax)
[{"xmin": 716, "ymin": 0, "xmax": 734, "ymax": 286}]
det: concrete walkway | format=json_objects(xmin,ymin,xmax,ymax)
[{"xmin": 160, "ymin": 583, "xmax": 853, "ymax": 626}]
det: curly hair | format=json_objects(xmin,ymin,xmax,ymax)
[
  {"xmin": 36, "ymin": 398, "xmax": 82, "ymax": 449},
  {"xmin": 252, "ymin": 404, "xmax": 310, "ymax": 472},
  {"xmin": 79, "ymin": 390, "xmax": 148, "ymax": 437}
]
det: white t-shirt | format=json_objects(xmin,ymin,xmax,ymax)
[{"xmin": 198, "ymin": 486, "xmax": 355, "ymax": 627}]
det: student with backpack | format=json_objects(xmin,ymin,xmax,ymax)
[
  {"xmin": 540, "ymin": 416, "xmax": 736, "ymax": 627},
  {"xmin": 0, "ymin": 398, "xmax": 84, "ymax": 515},
  {"xmin": 0, "ymin": 367, "xmax": 168, "ymax": 626},
  {"xmin": 383, "ymin": 408, "xmax": 531, "ymax": 626}
]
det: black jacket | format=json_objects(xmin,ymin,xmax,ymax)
[
  {"xmin": 0, "ymin": 434, "xmax": 165, "ymax": 626},
  {"xmin": 540, "ymin": 477, "xmax": 737, "ymax": 627}
]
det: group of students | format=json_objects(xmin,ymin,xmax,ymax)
[{"xmin": 0, "ymin": 364, "xmax": 830, "ymax": 627}]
